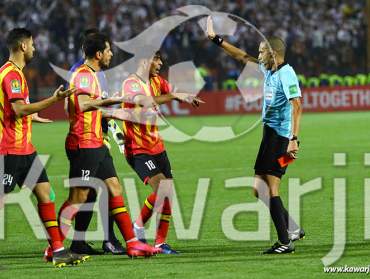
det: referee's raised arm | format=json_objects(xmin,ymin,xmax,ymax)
[{"xmin": 206, "ymin": 16, "xmax": 258, "ymax": 64}]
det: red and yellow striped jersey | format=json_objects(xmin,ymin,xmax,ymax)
[
  {"xmin": 121, "ymin": 74, "xmax": 171, "ymax": 156},
  {"xmin": 0, "ymin": 61, "xmax": 35, "ymax": 155},
  {"xmin": 65, "ymin": 64, "xmax": 103, "ymax": 150}
]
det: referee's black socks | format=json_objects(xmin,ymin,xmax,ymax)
[{"xmin": 270, "ymin": 196, "xmax": 290, "ymax": 244}]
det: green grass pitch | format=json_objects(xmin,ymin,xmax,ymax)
[{"xmin": 0, "ymin": 111, "xmax": 369, "ymax": 278}]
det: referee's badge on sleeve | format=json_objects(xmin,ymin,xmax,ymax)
[
  {"xmin": 289, "ymin": 85, "xmax": 298, "ymax": 96},
  {"xmin": 10, "ymin": 79, "xmax": 21, "ymax": 93}
]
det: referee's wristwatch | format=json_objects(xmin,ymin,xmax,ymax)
[
  {"xmin": 211, "ymin": 35, "xmax": 224, "ymax": 46},
  {"xmin": 290, "ymin": 135, "xmax": 300, "ymax": 146}
]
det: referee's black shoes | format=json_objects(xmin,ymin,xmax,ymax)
[{"xmin": 263, "ymin": 241, "xmax": 295, "ymax": 254}]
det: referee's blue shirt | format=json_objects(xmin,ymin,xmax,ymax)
[{"xmin": 259, "ymin": 62, "xmax": 301, "ymax": 138}]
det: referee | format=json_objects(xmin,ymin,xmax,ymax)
[{"xmin": 207, "ymin": 16, "xmax": 304, "ymax": 254}]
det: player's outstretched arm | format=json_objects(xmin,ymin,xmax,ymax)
[
  {"xmin": 100, "ymin": 107, "xmax": 156, "ymax": 124},
  {"xmin": 131, "ymin": 94, "xmax": 173, "ymax": 107},
  {"xmin": 77, "ymin": 94, "xmax": 127, "ymax": 112},
  {"xmin": 133, "ymin": 94, "xmax": 173, "ymax": 107},
  {"xmin": 206, "ymin": 16, "xmax": 258, "ymax": 64},
  {"xmin": 32, "ymin": 113, "xmax": 53, "ymax": 123},
  {"xmin": 11, "ymin": 85, "xmax": 76, "ymax": 117},
  {"xmin": 170, "ymin": 92, "xmax": 204, "ymax": 107},
  {"xmin": 134, "ymin": 93, "xmax": 204, "ymax": 108}
]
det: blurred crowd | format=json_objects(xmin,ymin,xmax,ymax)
[{"xmin": 0, "ymin": 0, "xmax": 367, "ymax": 97}]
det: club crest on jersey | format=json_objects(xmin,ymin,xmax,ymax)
[
  {"xmin": 79, "ymin": 76, "xmax": 90, "ymax": 88},
  {"xmin": 130, "ymin": 82, "xmax": 141, "ymax": 92},
  {"xmin": 10, "ymin": 79, "xmax": 21, "ymax": 93}
]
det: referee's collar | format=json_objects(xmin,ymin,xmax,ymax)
[{"xmin": 271, "ymin": 62, "xmax": 287, "ymax": 74}]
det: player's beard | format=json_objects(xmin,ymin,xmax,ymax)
[
  {"xmin": 99, "ymin": 59, "xmax": 110, "ymax": 70},
  {"xmin": 150, "ymin": 65, "xmax": 160, "ymax": 77},
  {"xmin": 24, "ymin": 52, "xmax": 33, "ymax": 65}
]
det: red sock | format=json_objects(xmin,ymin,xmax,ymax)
[
  {"xmin": 135, "ymin": 192, "xmax": 157, "ymax": 227},
  {"xmin": 58, "ymin": 201, "xmax": 79, "ymax": 241},
  {"xmin": 109, "ymin": 196, "xmax": 135, "ymax": 242},
  {"xmin": 155, "ymin": 198, "xmax": 171, "ymax": 245},
  {"xmin": 38, "ymin": 202, "xmax": 64, "ymax": 251}
]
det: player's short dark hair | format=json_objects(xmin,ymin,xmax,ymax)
[
  {"xmin": 82, "ymin": 33, "xmax": 111, "ymax": 59},
  {"xmin": 79, "ymin": 28, "xmax": 99, "ymax": 46},
  {"xmin": 6, "ymin": 28, "xmax": 32, "ymax": 51},
  {"xmin": 154, "ymin": 50, "xmax": 162, "ymax": 59}
]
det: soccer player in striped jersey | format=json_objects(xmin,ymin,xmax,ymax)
[
  {"xmin": 0, "ymin": 28, "xmax": 86, "ymax": 267},
  {"xmin": 207, "ymin": 16, "xmax": 304, "ymax": 254},
  {"xmin": 56, "ymin": 33, "xmax": 160, "ymax": 258},
  {"xmin": 65, "ymin": 28, "xmax": 124, "ymax": 256},
  {"xmin": 121, "ymin": 50, "xmax": 202, "ymax": 254}
]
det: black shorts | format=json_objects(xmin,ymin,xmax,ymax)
[
  {"xmin": 126, "ymin": 151, "xmax": 172, "ymax": 184},
  {"xmin": 66, "ymin": 146, "xmax": 117, "ymax": 182},
  {"xmin": 1, "ymin": 152, "xmax": 49, "ymax": 194},
  {"xmin": 254, "ymin": 125, "xmax": 290, "ymax": 178}
]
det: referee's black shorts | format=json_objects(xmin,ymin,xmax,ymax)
[
  {"xmin": 126, "ymin": 151, "xmax": 172, "ymax": 185},
  {"xmin": 254, "ymin": 125, "xmax": 290, "ymax": 179},
  {"xmin": 1, "ymin": 152, "xmax": 49, "ymax": 194},
  {"xmin": 66, "ymin": 145, "xmax": 117, "ymax": 182}
]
